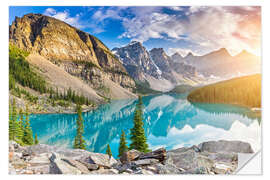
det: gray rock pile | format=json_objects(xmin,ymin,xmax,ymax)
[{"xmin": 9, "ymin": 140, "xmax": 254, "ymax": 175}]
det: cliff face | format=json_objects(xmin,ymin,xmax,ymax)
[
  {"xmin": 9, "ymin": 13, "xmax": 136, "ymax": 98},
  {"xmin": 112, "ymin": 41, "xmax": 162, "ymax": 82}
]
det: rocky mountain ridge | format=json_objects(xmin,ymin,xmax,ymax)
[
  {"xmin": 9, "ymin": 13, "xmax": 136, "ymax": 100},
  {"xmin": 112, "ymin": 41, "xmax": 162, "ymax": 82},
  {"xmin": 180, "ymin": 48, "xmax": 260, "ymax": 78},
  {"xmin": 113, "ymin": 42, "xmax": 200, "ymax": 92}
]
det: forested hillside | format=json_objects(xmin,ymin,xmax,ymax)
[
  {"xmin": 9, "ymin": 45, "xmax": 97, "ymax": 113},
  {"xmin": 187, "ymin": 74, "xmax": 261, "ymax": 108}
]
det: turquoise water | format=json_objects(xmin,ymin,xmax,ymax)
[{"xmin": 30, "ymin": 94, "xmax": 261, "ymax": 158}]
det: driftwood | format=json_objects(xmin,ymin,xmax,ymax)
[{"xmin": 137, "ymin": 148, "xmax": 166, "ymax": 163}]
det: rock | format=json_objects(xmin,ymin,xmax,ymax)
[
  {"xmin": 144, "ymin": 166, "xmax": 157, "ymax": 173},
  {"xmin": 62, "ymin": 158, "xmax": 90, "ymax": 174},
  {"xmin": 50, "ymin": 153, "xmax": 82, "ymax": 174},
  {"xmin": 167, "ymin": 149, "xmax": 197, "ymax": 170},
  {"xmin": 113, "ymin": 162, "xmax": 140, "ymax": 173},
  {"xmin": 184, "ymin": 167, "xmax": 208, "ymax": 174},
  {"xmin": 28, "ymin": 153, "xmax": 51, "ymax": 165},
  {"xmin": 9, "ymin": 141, "xmax": 25, "ymax": 152},
  {"xmin": 153, "ymin": 163, "xmax": 182, "ymax": 174},
  {"xmin": 21, "ymin": 169, "xmax": 34, "ymax": 174},
  {"xmin": 23, "ymin": 153, "xmax": 52, "ymax": 174},
  {"xmin": 198, "ymin": 140, "xmax": 254, "ymax": 153},
  {"xmin": 201, "ymin": 151, "xmax": 238, "ymax": 163},
  {"xmin": 213, "ymin": 163, "xmax": 235, "ymax": 174},
  {"xmin": 9, "ymin": 151, "xmax": 14, "ymax": 162},
  {"xmin": 135, "ymin": 169, "xmax": 154, "ymax": 175},
  {"xmin": 120, "ymin": 149, "xmax": 142, "ymax": 163},
  {"xmin": 28, "ymin": 164, "xmax": 51, "ymax": 174},
  {"xmin": 196, "ymin": 155, "xmax": 215, "ymax": 170},
  {"xmin": 89, "ymin": 168, "xmax": 119, "ymax": 174},
  {"xmin": 11, "ymin": 158, "xmax": 28, "ymax": 170},
  {"xmin": 88, "ymin": 153, "xmax": 117, "ymax": 168},
  {"xmin": 77, "ymin": 159, "xmax": 99, "ymax": 171},
  {"xmin": 134, "ymin": 159, "xmax": 159, "ymax": 166},
  {"xmin": 167, "ymin": 149, "xmax": 215, "ymax": 174},
  {"xmin": 8, "ymin": 140, "xmax": 249, "ymax": 175},
  {"xmin": 124, "ymin": 168, "xmax": 133, "ymax": 173},
  {"xmin": 8, "ymin": 163, "xmax": 17, "ymax": 175}
]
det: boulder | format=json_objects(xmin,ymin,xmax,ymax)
[
  {"xmin": 153, "ymin": 163, "xmax": 182, "ymax": 174},
  {"xmin": 134, "ymin": 159, "xmax": 159, "ymax": 166},
  {"xmin": 77, "ymin": 159, "xmax": 99, "ymax": 171},
  {"xmin": 120, "ymin": 149, "xmax": 142, "ymax": 163},
  {"xmin": 49, "ymin": 153, "xmax": 82, "ymax": 174},
  {"xmin": 200, "ymin": 151, "xmax": 238, "ymax": 163},
  {"xmin": 9, "ymin": 141, "xmax": 25, "ymax": 152},
  {"xmin": 113, "ymin": 162, "xmax": 140, "ymax": 173},
  {"xmin": 167, "ymin": 149, "xmax": 197, "ymax": 170},
  {"xmin": 213, "ymin": 163, "xmax": 235, "ymax": 174},
  {"xmin": 134, "ymin": 169, "xmax": 154, "ymax": 175},
  {"xmin": 27, "ymin": 164, "xmax": 51, "ymax": 174},
  {"xmin": 198, "ymin": 140, "xmax": 254, "ymax": 153},
  {"xmin": 87, "ymin": 153, "xmax": 117, "ymax": 168},
  {"xmin": 62, "ymin": 158, "xmax": 90, "ymax": 174},
  {"xmin": 167, "ymin": 149, "xmax": 216, "ymax": 174},
  {"xmin": 8, "ymin": 163, "xmax": 17, "ymax": 175},
  {"xmin": 89, "ymin": 168, "xmax": 119, "ymax": 174},
  {"xmin": 28, "ymin": 153, "xmax": 51, "ymax": 165}
]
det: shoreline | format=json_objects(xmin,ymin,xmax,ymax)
[{"xmin": 9, "ymin": 139, "xmax": 254, "ymax": 175}]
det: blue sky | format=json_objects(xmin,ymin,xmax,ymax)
[{"xmin": 9, "ymin": 6, "xmax": 261, "ymax": 56}]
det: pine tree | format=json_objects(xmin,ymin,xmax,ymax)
[
  {"xmin": 118, "ymin": 130, "xmax": 128, "ymax": 157},
  {"xmin": 106, "ymin": 144, "xmax": 112, "ymax": 158},
  {"xmin": 22, "ymin": 106, "xmax": 34, "ymax": 145},
  {"xmin": 34, "ymin": 133, "xmax": 39, "ymax": 145},
  {"xmin": 73, "ymin": 105, "xmax": 86, "ymax": 149},
  {"xmin": 129, "ymin": 96, "xmax": 149, "ymax": 153},
  {"xmin": 9, "ymin": 99, "xmax": 18, "ymax": 141},
  {"xmin": 16, "ymin": 108, "xmax": 24, "ymax": 141}
]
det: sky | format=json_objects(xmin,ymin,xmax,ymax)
[{"xmin": 9, "ymin": 6, "xmax": 261, "ymax": 57}]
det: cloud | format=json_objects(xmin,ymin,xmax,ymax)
[
  {"xmin": 118, "ymin": 6, "xmax": 261, "ymax": 56},
  {"xmin": 120, "ymin": 11, "xmax": 186, "ymax": 42},
  {"xmin": 92, "ymin": 8, "xmax": 123, "ymax": 21},
  {"xmin": 44, "ymin": 8, "xmax": 83, "ymax": 29},
  {"xmin": 169, "ymin": 7, "xmax": 185, "ymax": 11},
  {"xmin": 43, "ymin": 6, "xmax": 261, "ymax": 56},
  {"xmin": 184, "ymin": 6, "xmax": 261, "ymax": 55},
  {"xmin": 89, "ymin": 7, "xmax": 128, "ymax": 34}
]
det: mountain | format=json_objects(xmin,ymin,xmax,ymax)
[
  {"xmin": 9, "ymin": 13, "xmax": 137, "ymax": 101},
  {"xmin": 171, "ymin": 52, "xmax": 184, "ymax": 63},
  {"xmin": 113, "ymin": 43, "xmax": 200, "ymax": 92},
  {"xmin": 112, "ymin": 41, "xmax": 161, "ymax": 82},
  {"xmin": 183, "ymin": 48, "xmax": 260, "ymax": 78},
  {"xmin": 149, "ymin": 48, "xmax": 201, "ymax": 87}
]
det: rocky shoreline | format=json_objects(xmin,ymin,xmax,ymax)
[{"xmin": 9, "ymin": 140, "xmax": 254, "ymax": 175}]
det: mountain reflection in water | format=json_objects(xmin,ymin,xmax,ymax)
[{"xmin": 30, "ymin": 94, "xmax": 261, "ymax": 157}]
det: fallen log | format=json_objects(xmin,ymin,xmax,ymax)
[{"xmin": 137, "ymin": 148, "xmax": 166, "ymax": 163}]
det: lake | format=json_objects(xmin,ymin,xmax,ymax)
[{"xmin": 30, "ymin": 93, "xmax": 261, "ymax": 158}]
